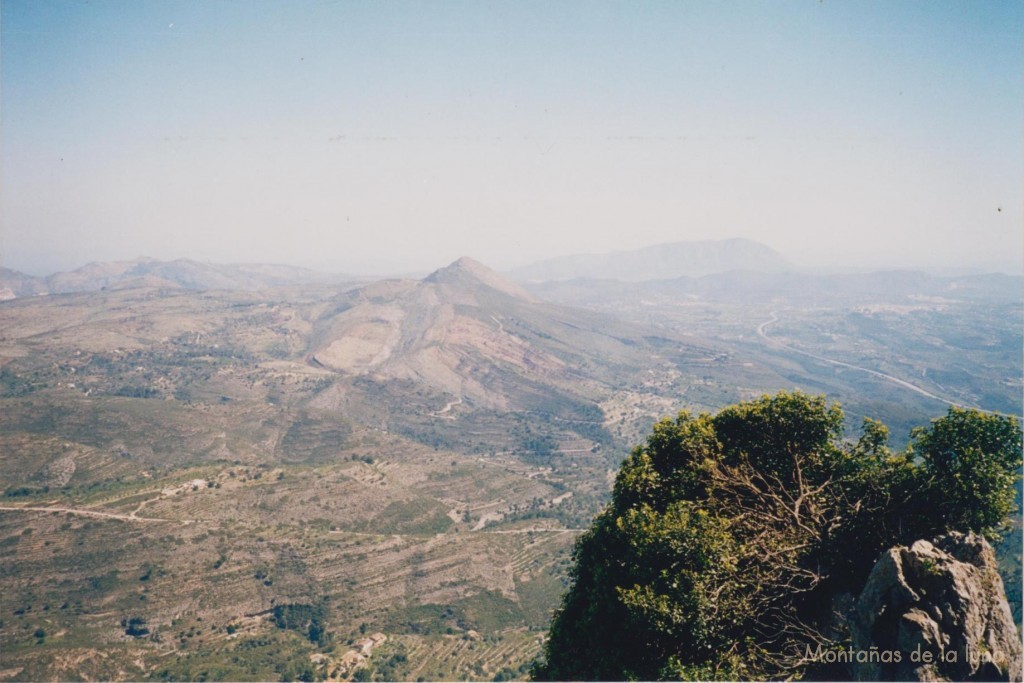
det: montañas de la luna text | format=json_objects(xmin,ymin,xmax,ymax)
[{"xmin": 805, "ymin": 643, "xmax": 997, "ymax": 667}]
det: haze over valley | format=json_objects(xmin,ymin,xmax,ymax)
[
  {"xmin": 1, "ymin": 239, "xmax": 1021, "ymax": 680},
  {"xmin": 3, "ymin": 1, "xmax": 1021, "ymax": 680}
]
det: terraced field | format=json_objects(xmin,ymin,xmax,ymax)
[
  {"xmin": 4, "ymin": 261, "xmax": 1019, "ymax": 680},
  {"xmin": 0, "ymin": 443, "xmax": 579, "ymax": 681}
]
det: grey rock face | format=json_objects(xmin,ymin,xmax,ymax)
[{"xmin": 851, "ymin": 532, "xmax": 1022, "ymax": 681}]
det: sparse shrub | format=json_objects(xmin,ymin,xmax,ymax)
[
  {"xmin": 124, "ymin": 616, "xmax": 149, "ymax": 637},
  {"xmin": 5, "ymin": 486, "xmax": 48, "ymax": 497}
]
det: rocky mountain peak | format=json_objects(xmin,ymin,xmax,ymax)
[{"xmin": 424, "ymin": 257, "xmax": 538, "ymax": 302}]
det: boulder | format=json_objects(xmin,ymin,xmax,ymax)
[{"xmin": 850, "ymin": 532, "xmax": 1022, "ymax": 681}]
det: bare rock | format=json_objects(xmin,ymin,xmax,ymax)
[{"xmin": 851, "ymin": 532, "xmax": 1022, "ymax": 681}]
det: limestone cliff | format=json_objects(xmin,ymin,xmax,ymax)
[{"xmin": 851, "ymin": 532, "xmax": 1022, "ymax": 681}]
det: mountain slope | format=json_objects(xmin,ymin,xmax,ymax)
[
  {"xmin": 508, "ymin": 238, "xmax": 793, "ymax": 282},
  {"xmin": 130, "ymin": 259, "xmax": 346, "ymax": 290},
  {"xmin": 310, "ymin": 257, "xmax": 677, "ymax": 412},
  {"xmin": 0, "ymin": 267, "xmax": 48, "ymax": 299},
  {"xmin": 10, "ymin": 258, "xmax": 353, "ymax": 295}
]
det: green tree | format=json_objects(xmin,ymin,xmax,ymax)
[
  {"xmin": 532, "ymin": 393, "xmax": 1021, "ymax": 681},
  {"xmin": 913, "ymin": 407, "xmax": 1022, "ymax": 533}
]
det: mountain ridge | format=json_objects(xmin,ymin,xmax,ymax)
[{"xmin": 0, "ymin": 257, "xmax": 354, "ymax": 296}]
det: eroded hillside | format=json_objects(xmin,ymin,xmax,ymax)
[
  {"xmin": 2, "ymin": 258, "xmax": 1020, "ymax": 681},
  {"xmin": 0, "ymin": 260, "xmax": 779, "ymax": 681}
]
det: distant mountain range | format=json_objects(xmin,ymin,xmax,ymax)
[
  {"xmin": 507, "ymin": 238, "xmax": 793, "ymax": 282},
  {"xmin": 1, "ymin": 250, "xmax": 1020, "ymax": 682},
  {"xmin": 0, "ymin": 257, "xmax": 352, "ymax": 299},
  {"xmin": 2, "ymin": 238, "xmax": 791, "ymax": 299},
  {"xmin": 3, "ymin": 238, "xmax": 1019, "ymax": 304}
]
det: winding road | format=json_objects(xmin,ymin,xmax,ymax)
[
  {"xmin": 0, "ymin": 504, "xmax": 580, "ymax": 536},
  {"xmin": 0, "ymin": 505, "xmax": 171, "ymax": 523},
  {"xmin": 755, "ymin": 310, "xmax": 1009, "ymax": 415},
  {"xmin": 433, "ymin": 396, "xmax": 463, "ymax": 419}
]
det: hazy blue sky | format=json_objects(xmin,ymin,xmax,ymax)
[{"xmin": 3, "ymin": 0, "xmax": 1021, "ymax": 275}]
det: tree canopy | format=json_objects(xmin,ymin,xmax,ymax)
[{"xmin": 532, "ymin": 392, "xmax": 1021, "ymax": 681}]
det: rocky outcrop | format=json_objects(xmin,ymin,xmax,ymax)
[{"xmin": 851, "ymin": 532, "xmax": 1022, "ymax": 681}]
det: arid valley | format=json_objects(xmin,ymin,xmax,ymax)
[{"xmin": 1, "ymin": 247, "xmax": 1020, "ymax": 680}]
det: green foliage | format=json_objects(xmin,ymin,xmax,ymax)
[
  {"xmin": 86, "ymin": 570, "xmax": 120, "ymax": 594},
  {"xmin": 271, "ymin": 603, "xmax": 327, "ymax": 646},
  {"xmin": 355, "ymin": 497, "xmax": 454, "ymax": 535},
  {"xmin": 371, "ymin": 649, "xmax": 410, "ymax": 681},
  {"xmin": 519, "ymin": 434, "xmax": 560, "ymax": 464},
  {"xmin": 123, "ymin": 616, "xmax": 149, "ymax": 637},
  {"xmin": 913, "ymin": 407, "xmax": 1022, "ymax": 536},
  {"xmin": 4, "ymin": 485, "xmax": 50, "ymax": 497},
  {"xmin": 378, "ymin": 590, "xmax": 525, "ymax": 636},
  {"xmin": 711, "ymin": 392, "xmax": 845, "ymax": 486},
  {"xmin": 150, "ymin": 629, "xmax": 321, "ymax": 682},
  {"xmin": 533, "ymin": 393, "xmax": 1022, "ymax": 681}
]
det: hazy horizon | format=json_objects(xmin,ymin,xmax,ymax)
[
  {"xmin": 3, "ymin": 1, "xmax": 1022, "ymax": 277},
  {"xmin": 6, "ymin": 237, "xmax": 1024, "ymax": 281}
]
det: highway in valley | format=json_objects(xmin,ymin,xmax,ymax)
[{"xmin": 755, "ymin": 310, "xmax": 997, "ymax": 413}]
